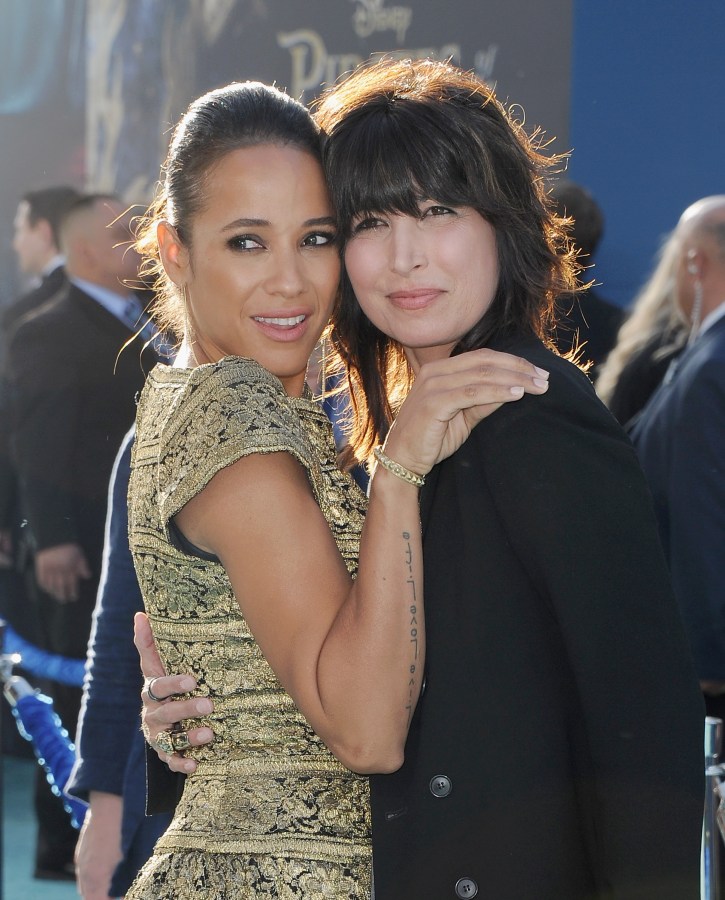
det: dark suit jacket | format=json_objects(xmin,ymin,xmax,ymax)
[
  {"xmin": 7, "ymin": 282, "xmax": 158, "ymax": 655},
  {"xmin": 1, "ymin": 264, "xmax": 68, "ymax": 336},
  {"xmin": 631, "ymin": 314, "xmax": 725, "ymax": 680},
  {"xmin": 370, "ymin": 333, "xmax": 704, "ymax": 900},
  {"xmin": 607, "ymin": 326, "xmax": 686, "ymax": 428},
  {"xmin": 0, "ymin": 264, "xmax": 68, "ymax": 529}
]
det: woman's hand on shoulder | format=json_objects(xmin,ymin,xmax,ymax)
[
  {"xmin": 385, "ymin": 348, "xmax": 549, "ymax": 475},
  {"xmin": 134, "ymin": 612, "xmax": 215, "ymax": 773}
]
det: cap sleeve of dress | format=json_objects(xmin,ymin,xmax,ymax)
[{"xmin": 156, "ymin": 356, "xmax": 323, "ymax": 527}]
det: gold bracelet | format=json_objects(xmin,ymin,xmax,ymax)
[{"xmin": 373, "ymin": 445, "xmax": 425, "ymax": 487}]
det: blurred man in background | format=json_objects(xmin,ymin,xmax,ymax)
[
  {"xmin": 7, "ymin": 193, "xmax": 159, "ymax": 880},
  {"xmin": 1, "ymin": 186, "xmax": 82, "ymax": 717}
]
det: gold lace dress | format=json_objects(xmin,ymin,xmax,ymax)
[{"xmin": 126, "ymin": 356, "xmax": 371, "ymax": 899}]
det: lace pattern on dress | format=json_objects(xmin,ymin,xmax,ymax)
[{"xmin": 127, "ymin": 357, "xmax": 371, "ymax": 899}]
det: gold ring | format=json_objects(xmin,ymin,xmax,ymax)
[
  {"xmin": 155, "ymin": 729, "xmax": 192, "ymax": 755},
  {"xmin": 170, "ymin": 730, "xmax": 192, "ymax": 753},
  {"xmin": 155, "ymin": 730, "xmax": 176, "ymax": 756}
]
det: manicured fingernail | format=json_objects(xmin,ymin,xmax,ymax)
[
  {"xmin": 533, "ymin": 378, "xmax": 549, "ymax": 388},
  {"xmin": 510, "ymin": 385, "xmax": 525, "ymax": 396},
  {"xmin": 196, "ymin": 698, "xmax": 212, "ymax": 714},
  {"xmin": 180, "ymin": 677, "xmax": 196, "ymax": 691},
  {"xmin": 183, "ymin": 760, "xmax": 196, "ymax": 772},
  {"xmin": 197, "ymin": 728, "xmax": 214, "ymax": 741},
  {"xmin": 534, "ymin": 366, "xmax": 550, "ymax": 378}
]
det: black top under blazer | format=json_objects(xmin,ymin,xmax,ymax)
[{"xmin": 369, "ymin": 333, "xmax": 704, "ymax": 900}]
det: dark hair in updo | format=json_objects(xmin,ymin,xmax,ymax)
[{"xmin": 136, "ymin": 81, "xmax": 323, "ymax": 337}]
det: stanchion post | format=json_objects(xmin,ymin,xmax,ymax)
[
  {"xmin": 703, "ymin": 716, "xmax": 723, "ymax": 900},
  {"xmin": 0, "ymin": 617, "xmax": 23, "ymax": 900},
  {"xmin": 0, "ymin": 617, "xmax": 5, "ymax": 900}
]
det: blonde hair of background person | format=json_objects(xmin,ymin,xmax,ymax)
[{"xmin": 596, "ymin": 230, "xmax": 688, "ymax": 411}]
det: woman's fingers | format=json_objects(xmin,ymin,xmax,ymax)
[
  {"xmin": 160, "ymin": 748, "xmax": 198, "ymax": 774},
  {"xmin": 385, "ymin": 348, "xmax": 550, "ymax": 473},
  {"xmin": 143, "ymin": 693, "xmax": 215, "ymax": 772},
  {"xmin": 143, "ymin": 673, "xmax": 196, "ymax": 704},
  {"xmin": 149, "ymin": 719, "xmax": 214, "ymax": 772},
  {"xmin": 135, "ymin": 612, "xmax": 199, "ymax": 698},
  {"xmin": 147, "ymin": 695, "xmax": 213, "ymax": 729},
  {"xmin": 151, "ymin": 722, "xmax": 214, "ymax": 771},
  {"xmin": 417, "ymin": 352, "xmax": 550, "ymax": 419},
  {"xmin": 426, "ymin": 347, "xmax": 548, "ymax": 379},
  {"xmin": 134, "ymin": 612, "xmax": 167, "ymax": 679},
  {"xmin": 420, "ymin": 349, "xmax": 550, "ymax": 397},
  {"xmin": 135, "ymin": 610, "xmax": 213, "ymax": 772}
]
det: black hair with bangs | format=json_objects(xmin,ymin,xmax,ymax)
[{"xmin": 315, "ymin": 57, "xmax": 578, "ymax": 462}]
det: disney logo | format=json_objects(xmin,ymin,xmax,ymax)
[{"xmin": 351, "ymin": 0, "xmax": 413, "ymax": 44}]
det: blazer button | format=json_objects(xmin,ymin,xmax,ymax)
[
  {"xmin": 429, "ymin": 774, "xmax": 452, "ymax": 797},
  {"xmin": 455, "ymin": 877, "xmax": 478, "ymax": 898}
]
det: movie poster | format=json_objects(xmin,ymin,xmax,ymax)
[{"xmin": 0, "ymin": 0, "xmax": 571, "ymax": 308}]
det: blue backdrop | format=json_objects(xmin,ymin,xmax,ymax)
[{"xmin": 568, "ymin": 0, "xmax": 725, "ymax": 307}]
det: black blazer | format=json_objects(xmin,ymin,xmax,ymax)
[
  {"xmin": 8, "ymin": 282, "xmax": 158, "ymax": 561},
  {"xmin": 370, "ymin": 334, "xmax": 704, "ymax": 900},
  {"xmin": 1, "ymin": 264, "xmax": 68, "ymax": 337},
  {"xmin": 631, "ymin": 314, "xmax": 725, "ymax": 680}
]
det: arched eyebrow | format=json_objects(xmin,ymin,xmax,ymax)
[
  {"xmin": 304, "ymin": 216, "xmax": 337, "ymax": 228},
  {"xmin": 222, "ymin": 215, "xmax": 337, "ymax": 231}
]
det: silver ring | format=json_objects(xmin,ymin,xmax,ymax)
[{"xmin": 146, "ymin": 676, "xmax": 164, "ymax": 703}]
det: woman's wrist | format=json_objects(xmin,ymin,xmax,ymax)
[{"xmin": 373, "ymin": 445, "xmax": 425, "ymax": 488}]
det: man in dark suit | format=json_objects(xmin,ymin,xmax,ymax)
[
  {"xmin": 631, "ymin": 194, "xmax": 725, "ymax": 895},
  {"xmin": 6, "ymin": 186, "xmax": 81, "ymax": 327},
  {"xmin": 632, "ymin": 195, "xmax": 725, "ymax": 707},
  {"xmin": 7, "ymin": 193, "xmax": 160, "ymax": 880},
  {"xmin": 0, "ymin": 186, "xmax": 80, "ymax": 589}
]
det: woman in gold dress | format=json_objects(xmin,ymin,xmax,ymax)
[{"xmin": 124, "ymin": 80, "xmax": 548, "ymax": 899}]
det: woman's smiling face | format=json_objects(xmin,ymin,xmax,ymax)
[
  {"xmin": 343, "ymin": 200, "xmax": 499, "ymax": 371},
  {"xmin": 162, "ymin": 143, "xmax": 340, "ymax": 396}
]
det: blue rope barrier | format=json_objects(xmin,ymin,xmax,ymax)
[
  {"xmin": 11, "ymin": 690, "xmax": 87, "ymax": 829},
  {"xmin": 3, "ymin": 624, "xmax": 85, "ymax": 687}
]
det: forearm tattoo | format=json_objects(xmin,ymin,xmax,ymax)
[{"xmin": 403, "ymin": 531, "xmax": 420, "ymax": 725}]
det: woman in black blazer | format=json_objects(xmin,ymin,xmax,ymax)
[
  {"xmin": 139, "ymin": 60, "xmax": 704, "ymax": 898},
  {"xmin": 315, "ymin": 59, "xmax": 704, "ymax": 899}
]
